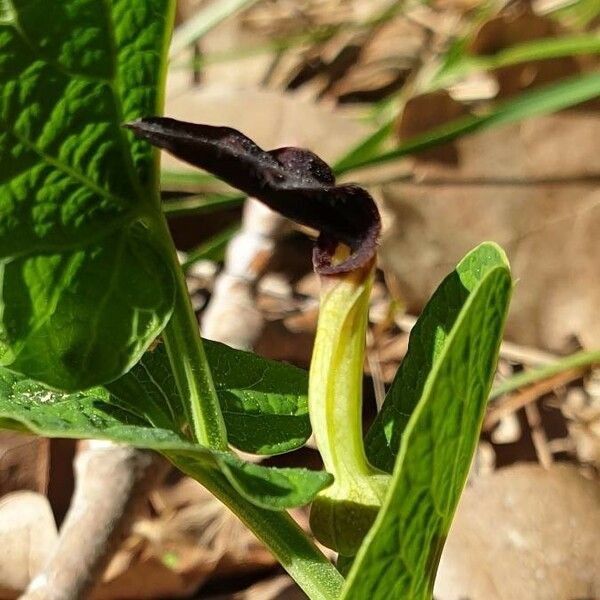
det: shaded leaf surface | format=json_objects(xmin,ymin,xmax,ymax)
[
  {"xmin": 366, "ymin": 243, "xmax": 511, "ymax": 471},
  {"xmin": 108, "ymin": 341, "xmax": 312, "ymax": 455},
  {"xmin": 0, "ymin": 0, "xmax": 176, "ymax": 389},
  {"xmin": 343, "ymin": 243, "xmax": 511, "ymax": 599},
  {"xmin": 0, "ymin": 367, "xmax": 330, "ymax": 509},
  {"xmin": 206, "ymin": 340, "xmax": 311, "ymax": 455},
  {"xmin": 179, "ymin": 454, "xmax": 332, "ymax": 511}
]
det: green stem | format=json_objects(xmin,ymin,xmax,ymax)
[
  {"xmin": 163, "ymin": 192, "xmax": 244, "ymax": 218},
  {"xmin": 152, "ymin": 215, "xmax": 228, "ymax": 450},
  {"xmin": 151, "ymin": 215, "xmax": 343, "ymax": 597},
  {"xmin": 173, "ymin": 459, "xmax": 345, "ymax": 600}
]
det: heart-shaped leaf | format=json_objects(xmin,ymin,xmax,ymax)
[
  {"xmin": 0, "ymin": 0, "xmax": 176, "ymax": 389},
  {"xmin": 0, "ymin": 366, "xmax": 331, "ymax": 509},
  {"xmin": 108, "ymin": 341, "xmax": 311, "ymax": 455}
]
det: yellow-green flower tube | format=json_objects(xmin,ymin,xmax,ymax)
[{"xmin": 309, "ymin": 259, "xmax": 390, "ymax": 557}]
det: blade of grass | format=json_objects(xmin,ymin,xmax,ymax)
[
  {"xmin": 335, "ymin": 70, "xmax": 600, "ymax": 174},
  {"xmin": 161, "ymin": 170, "xmax": 224, "ymax": 189},
  {"xmin": 345, "ymin": 35, "xmax": 600, "ymax": 167},
  {"xmin": 490, "ymin": 348, "xmax": 600, "ymax": 400},
  {"xmin": 170, "ymin": 27, "xmax": 336, "ymax": 71},
  {"xmin": 169, "ymin": 0, "xmax": 412, "ymax": 71},
  {"xmin": 163, "ymin": 192, "xmax": 245, "ymax": 218},
  {"xmin": 169, "ymin": 0, "xmax": 261, "ymax": 58},
  {"xmin": 182, "ymin": 224, "xmax": 239, "ymax": 269},
  {"xmin": 430, "ymin": 34, "xmax": 600, "ymax": 91},
  {"xmin": 546, "ymin": 0, "xmax": 600, "ymax": 28},
  {"xmin": 333, "ymin": 120, "xmax": 395, "ymax": 175}
]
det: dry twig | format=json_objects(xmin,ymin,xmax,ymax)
[
  {"xmin": 484, "ymin": 367, "xmax": 585, "ymax": 431},
  {"xmin": 21, "ymin": 443, "xmax": 168, "ymax": 600}
]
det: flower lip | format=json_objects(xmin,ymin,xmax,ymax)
[{"xmin": 125, "ymin": 116, "xmax": 381, "ymax": 274}]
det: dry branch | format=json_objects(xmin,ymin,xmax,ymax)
[{"xmin": 21, "ymin": 443, "xmax": 168, "ymax": 600}]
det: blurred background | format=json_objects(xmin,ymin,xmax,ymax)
[{"xmin": 2, "ymin": 0, "xmax": 600, "ymax": 598}]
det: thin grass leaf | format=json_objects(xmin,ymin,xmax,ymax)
[
  {"xmin": 336, "ymin": 70, "xmax": 600, "ymax": 174},
  {"xmin": 333, "ymin": 120, "xmax": 395, "ymax": 175},
  {"xmin": 431, "ymin": 34, "xmax": 600, "ymax": 91},
  {"xmin": 182, "ymin": 224, "xmax": 239, "ymax": 269},
  {"xmin": 546, "ymin": 0, "xmax": 600, "ymax": 28},
  {"xmin": 169, "ymin": 0, "xmax": 260, "ymax": 58},
  {"xmin": 340, "ymin": 40, "xmax": 600, "ymax": 175},
  {"xmin": 490, "ymin": 348, "xmax": 600, "ymax": 400},
  {"xmin": 169, "ymin": 27, "xmax": 337, "ymax": 71},
  {"xmin": 163, "ymin": 192, "xmax": 245, "ymax": 217},
  {"xmin": 161, "ymin": 170, "xmax": 225, "ymax": 189}
]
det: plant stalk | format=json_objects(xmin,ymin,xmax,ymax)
[
  {"xmin": 172, "ymin": 458, "xmax": 345, "ymax": 600},
  {"xmin": 152, "ymin": 213, "xmax": 344, "ymax": 598},
  {"xmin": 308, "ymin": 263, "xmax": 389, "ymax": 556},
  {"xmin": 152, "ymin": 215, "xmax": 228, "ymax": 450}
]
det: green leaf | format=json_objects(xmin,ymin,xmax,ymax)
[
  {"xmin": 160, "ymin": 169, "xmax": 224, "ymax": 189},
  {"xmin": 108, "ymin": 341, "xmax": 312, "ymax": 455},
  {"xmin": 430, "ymin": 34, "xmax": 600, "ymax": 92},
  {"xmin": 366, "ymin": 243, "xmax": 510, "ymax": 471},
  {"xmin": 0, "ymin": 0, "xmax": 177, "ymax": 390},
  {"xmin": 163, "ymin": 192, "xmax": 245, "ymax": 218},
  {"xmin": 549, "ymin": 0, "xmax": 600, "ymax": 28},
  {"xmin": 336, "ymin": 71, "xmax": 600, "ymax": 175},
  {"xmin": 0, "ymin": 365, "xmax": 188, "ymax": 447},
  {"xmin": 182, "ymin": 224, "xmax": 239, "ymax": 268},
  {"xmin": 343, "ymin": 243, "xmax": 512, "ymax": 599},
  {"xmin": 184, "ymin": 453, "xmax": 332, "ymax": 511},
  {"xmin": 0, "ymin": 365, "xmax": 330, "ymax": 509},
  {"xmin": 206, "ymin": 341, "xmax": 312, "ymax": 455}
]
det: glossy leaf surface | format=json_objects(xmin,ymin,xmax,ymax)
[
  {"xmin": 0, "ymin": 364, "xmax": 329, "ymax": 509},
  {"xmin": 108, "ymin": 341, "xmax": 312, "ymax": 455}
]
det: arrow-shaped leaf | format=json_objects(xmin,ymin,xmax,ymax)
[{"xmin": 342, "ymin": 243, "xmax": 512, "ymax": 599}]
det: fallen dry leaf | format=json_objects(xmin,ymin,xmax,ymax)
[
  {"xmin": 90, "ymin": 477, "xmax": 275, "ymax": 600},
  {"xmin": 469, "ymin": 10, "xmax": 580, "ymax": 97},
  {"xmin": 397, "ymin": 91, "xmax": 469, "ymax": 164},
  {"xmin": 381, "ymin": 110, "xmax": 600, "ymax": 351},
  {"xmin": 434, "ymin": 463, "xmax": 600, "ymax": 600}
]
